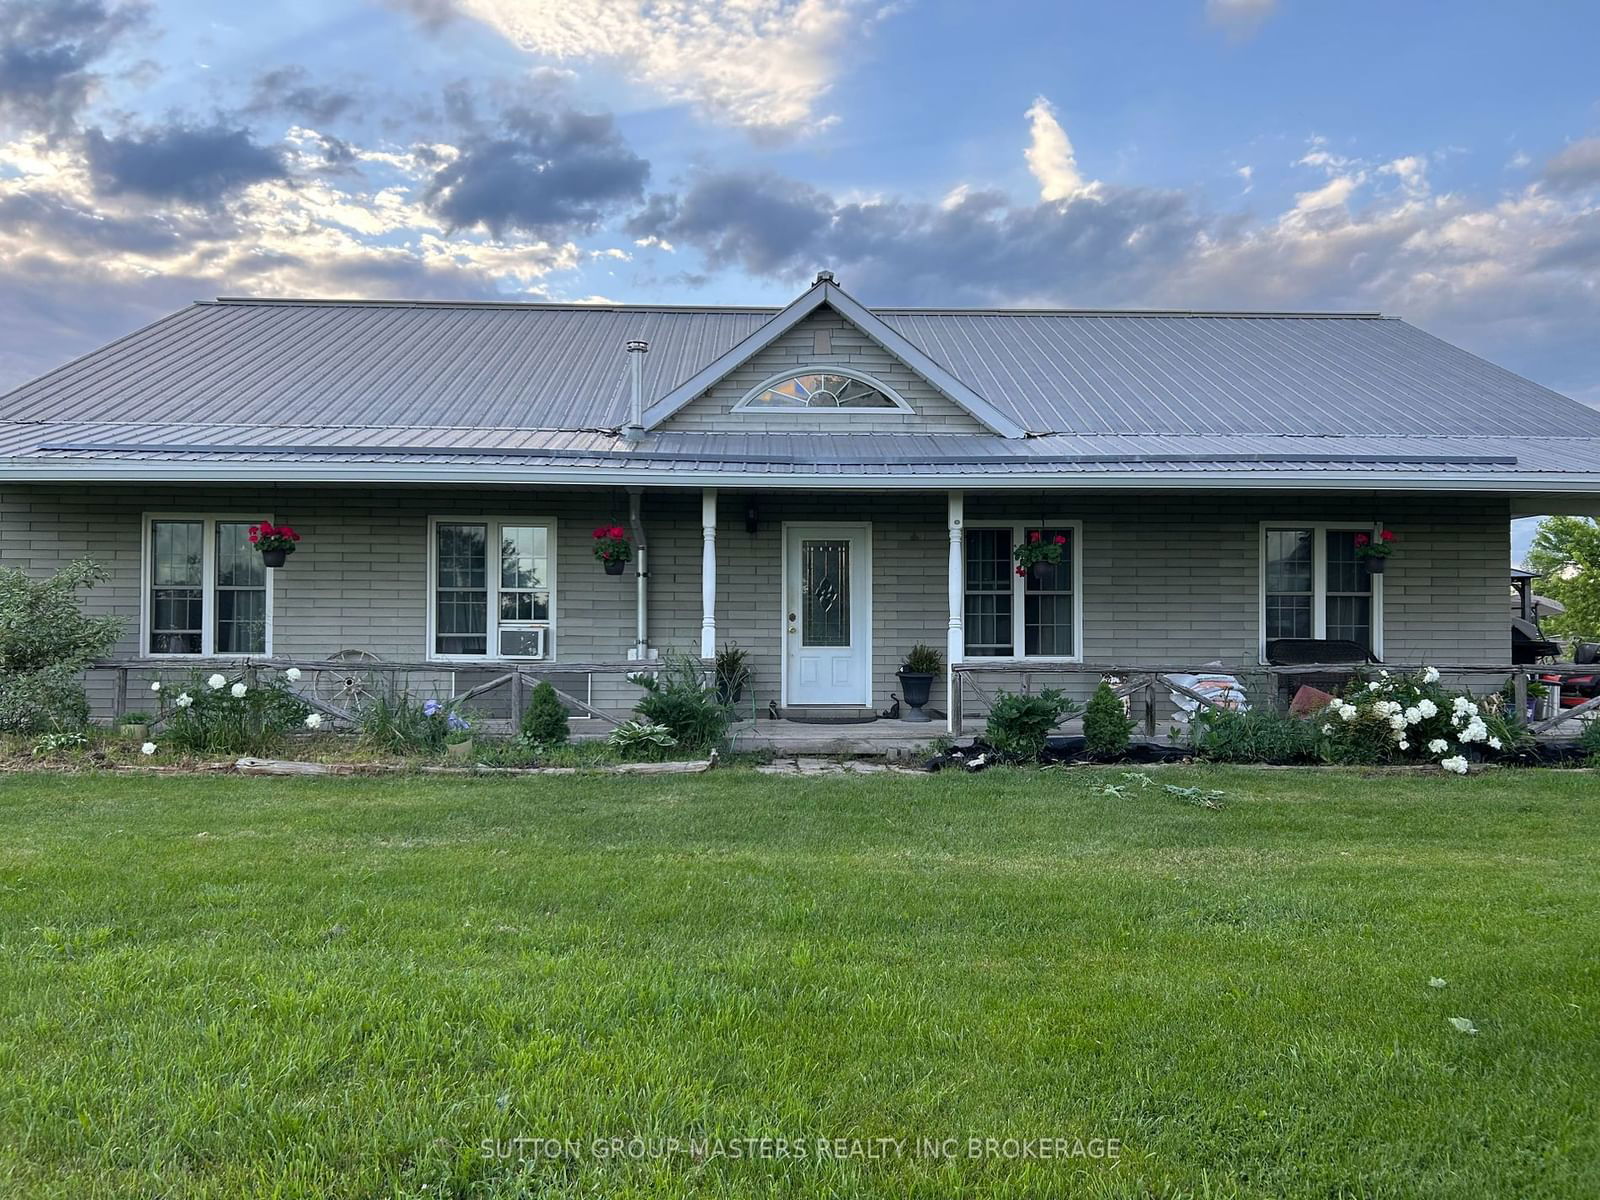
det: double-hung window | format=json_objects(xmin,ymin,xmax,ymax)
[
  {"xmin": 428, "ymin": 518, "xmax": 555, "ymax": 659},
  {"xmin": 962, "ymin": 524, "xmax": 1082, "ymax": 659},
  {"xmin": 1261, "ymin": 524, "xmax": 1381, "ymax": 657},
  {"xmin": 143, "ymin": 515, "xmax": 271, "ymax": 656}
]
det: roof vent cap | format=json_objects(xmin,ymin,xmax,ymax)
[{"xmin": 813, "ymin": 270, "xmax": 836, "ymax": 286}]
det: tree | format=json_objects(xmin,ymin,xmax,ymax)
[{"xmin": 1526, "ymin": 516, "xmax": 1600, "ymax": 641}]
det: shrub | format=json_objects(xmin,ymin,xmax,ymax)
[
  {"xmin": 607, "ymin": 720, "xmax": 678, "ymax": 758},
  {"xmin": 629, "ymin": 651, "xmax": 730, "ymax": 752},
  {"xmin": 1083, "ymin": 681, "xmax": 1135, "ymax": 758},
  {"xmin": 714, "ymin": 643, "xmax": 750, "ymax": 704},
  {"xmin": 161, "ymin": 670, "xmax": 311, "ymax": 756},
  {"xmin": 521, "ymin": 681, "xmax": 570, "ymax": 745},
  {"xmin": 983, "ymin": 688, "xmax": 1079, "ymax": 761},
  {"xmin": 1190, "ymin": 708, "xmax": 1320, "ymax": 764},
  {"xmin": 901, "ymin": 643, "xmax": 944, "ymax": 675},
  {"xmin": 356, "ymin": 693, "xmax": 462, "ymax": 755},
  {"xmin": 1581, "ymin": 716, "xmax": 1600, "ymax": 767},
  {"xmin": 0, "ymin": 666, "xmax": 92, "ymax": 734},
  {"xmin": 119, "ymin": 710, "xmax": 154, "ymax": 725},
  {"xmin": 0, "ymin": 559, "xmax": 123, "ymax": 733},
  {"xmin": 1318, "ymin": 668, "xmax": 1527, "ymax": 769}
]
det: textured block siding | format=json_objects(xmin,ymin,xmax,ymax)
[
  {"xmin": 2, "ymin": 485, "xmax": 1509, "ymax": 722},
  {"xmin": 658, "ymin": 309, "xmax": 988, "ymax": 434}
]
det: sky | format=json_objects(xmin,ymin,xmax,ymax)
[{"xmin": 0, "ymin": 2, "xmax": 1597, "ymax": 543}]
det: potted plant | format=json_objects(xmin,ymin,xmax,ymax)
[
  {"xmin": 1013, "ymin": 531, "xmax": 1068, "ymax": 580},
  {"xmin": 118, "ymin": 710, "xmax": 153, "ymax": 740},
  {"xmin": 444, "ymin": 713, "xmax": 473, "ymax": 760},
  {"xmin": 896, "ymin": 643, "xmax": 944, "ymax": 723},
  {"xmin": 1354, "ymin": 529, "xmax": 1397, "ymax": 574},
  {"xmin": 249, "ymin": 521, "xmax": 301, "ymax": 568},
  {"xmin": 592, "ymin": 525, "xmax": 632, "ymax": 575},
  {"xmin": 714, "ymin": 642, "xmax": 750, "ymax": 706}
]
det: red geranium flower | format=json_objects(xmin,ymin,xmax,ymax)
[
  {"xmin": 1354, "ymin": 533, "xmax": 1370, "ymax": 546},
  {"xmin": 1053, "ymin": 534, "xmax": 1066, "ymax": 545},
  {"xmin": 1029, "ymin": 531, "xmax": 1041, "ymax": 543},
  {"xmin": 1015, "ymin": 565, "xmax": 1025, "ymax": 576},
  {"xmin": 1380, "ymin": 529, "xmax": 1396, "ymax": 542}
]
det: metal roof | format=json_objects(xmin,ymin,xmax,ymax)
[
  {"xmin": 6, "ymin": 295, "xmax": 1599, "ymax": 440},
  {"xmin": 3, "ymin": 290, "xmax": 1600, "ymax": 491},
  {"xmin": 3, "ymin": 421, "xmax": 1598, "ymax": 476}
]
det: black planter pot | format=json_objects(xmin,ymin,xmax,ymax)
[
  {"xmin": 603, "ymin": 558, "xmax": 626, "ymax": 575},
  {"xmin": 1364, "ymin": 556, "xmax": 1387, "ymax": 575},
  {"xmin": 260, "ymin": 548, "xmax": 287, "ymax": 568},
  {"xmin": 1030, "ymin": 560, "xmax": 1054, "ymax": 581},
  {"xmin": 897, "ymin": 670, "xmax": 935, "ymax": 722}
]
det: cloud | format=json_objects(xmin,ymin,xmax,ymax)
[
  {"xmin": 1024, "ymin": 96, "xmax": 1094, "ymax": 202},
  {"xmin": 624, "ymin": 116, "xmax": 1600, "ymax": 407},
  {"xmin": 0, "ymin": 128, "xmax": 586, "ymax": 389},
  {"xmin": 1206, "ymin": 0, "xmax": 1278, "ymax": 39},
  {"xmin": 83, "ymin": 123, "xmax": 288, "ymax": 206},
  {"xmin": 0, "ymin": 0, "xmax": 148, "ymax": 138},
  {"xmin": 443, "ymin": 0, "xmax": 883, "ymax": 139},
  {"xmin": 626, "ymin": 175, "xmax": 832, "ymax": 274},
  {"xmin": 1544, "ymin": 137, "xmax": 1600, "ymax": 192},
  {"xmin": 422, "ymin": 106, "xmax": 648, "ymax": 238},
  {"xmin": 246, "ymin": 67, "xmax": 357, "ymax": 126}
]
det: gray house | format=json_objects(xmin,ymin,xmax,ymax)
[{"xmin": 3, "ymin": 272, "xmax": 1599, "ymax": 731}]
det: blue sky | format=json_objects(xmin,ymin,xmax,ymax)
[{"xmin": 2, "ymin": 0, "xmax": 1598, "ymax": 453}]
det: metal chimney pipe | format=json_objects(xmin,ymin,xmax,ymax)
[{"xmin": 624, "ymin": 339, "xmax": 649, "ymax": 441}]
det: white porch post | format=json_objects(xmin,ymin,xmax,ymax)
[
  {"xmin": 946, "ymin": 490, "xmax": 964, "ymax": 733},
  {"xmin": 700, "ymin": 488, "xmax": 718, "ymax": 659}
]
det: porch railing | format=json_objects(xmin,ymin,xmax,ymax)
[
  {"xmin": 949, "ymin": 661, "xmax": 1600, "ymax": 738},
  {"xmin": 88, "ymin": 657, "xmax": 655, "ymax": 730}
]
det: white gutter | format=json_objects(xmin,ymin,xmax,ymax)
[{"xmin": 7, "ymin": 460, "xmax": 1600, "ymax": 494}]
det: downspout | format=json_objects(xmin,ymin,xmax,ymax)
[
  {"xmin": 623, "ymin": 339, "xmax": 652, "ymax": 659},
  {"xmin": 628, "ymin": 487, "xmax": 651, "ymax": 660}
]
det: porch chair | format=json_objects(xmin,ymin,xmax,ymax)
[{"xmin": 1264, "ymin": 638, "xmax": 1379, "ymax": 709}]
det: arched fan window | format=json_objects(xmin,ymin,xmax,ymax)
[{"xmin": 735, "ymin": 370, "xmax": 909, "ymax": 412}]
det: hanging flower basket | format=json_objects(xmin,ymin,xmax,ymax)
[
  {"xmin": 249, "ymin": 521, "xmax": 300, "ymax": 568},
  {"xmin": 1013, "ymin": 530, "xmax": 1067, "ymax": 579},
  {"xmin": 593, "ymin": 525, "xmax": 632, "ymax": 575},
  {"xmin": 1355, "ymin": 530, "xmax": 1397, "ymax": 574}
]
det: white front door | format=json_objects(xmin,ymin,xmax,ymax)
[{"xmin": 783, "ymin": 523, "xmax": 872, "ymax": 707}]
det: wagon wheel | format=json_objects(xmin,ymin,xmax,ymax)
[{"xmin": 314, "ymin": 649, "xmax": 387, "ymax": 714}]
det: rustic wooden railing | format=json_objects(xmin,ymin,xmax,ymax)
[
  {"xmin": 948, "ymin": 661, "xmax": 1600, "ymax": 738},
  {"xmin": 89, "ymin": 657, "xmax": 657, "ymax": 730}
]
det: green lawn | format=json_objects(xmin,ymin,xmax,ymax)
[{"xmin": 0, "ymin": 766, "xmax": 1596, "ymax": 1198}]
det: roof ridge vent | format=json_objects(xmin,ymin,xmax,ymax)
[{"xmin": 813, "ymin": 270, "xmax": 836, "ymax": 286}]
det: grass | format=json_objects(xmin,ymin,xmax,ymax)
[{"xmin": 0, "ymin": 766, "xmax": 1596, "ymax": 1198}]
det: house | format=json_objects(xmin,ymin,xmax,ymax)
[{"xmin": 3, "ymin": 271, "xmax": 1600, "ymax": 732}]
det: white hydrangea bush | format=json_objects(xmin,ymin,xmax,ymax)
[{"xmin": 1317, "ymin": 668, "xmax": 1524, "ymax": 772}]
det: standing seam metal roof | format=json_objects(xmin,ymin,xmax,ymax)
[{"xmin": 4, "ymin": 297, "xmax": 1599, "ymax": 441}]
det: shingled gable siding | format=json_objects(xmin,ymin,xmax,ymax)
[
  {"xmin": 656, "ymin": 308, "xmax": 990, "ymax": 434},
  {"xmin": 2, "ymin": 485, "xmax": 1507, "ymax": 723}
]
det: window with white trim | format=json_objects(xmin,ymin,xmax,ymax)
[
  {"xmin": 428, "ymin": 518, "xmax": 555, "ymax": 659},
  {"xmin": 963, "ymin": 525, "xmax": 1081, "ymax": 659},
  {"xmin": 1261, "ymin": 525, "xmax": 1380, "ymax": 655},
  {"xmin": 143, "ymin": 516, "xmax": 270, "ymax": 656}
]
